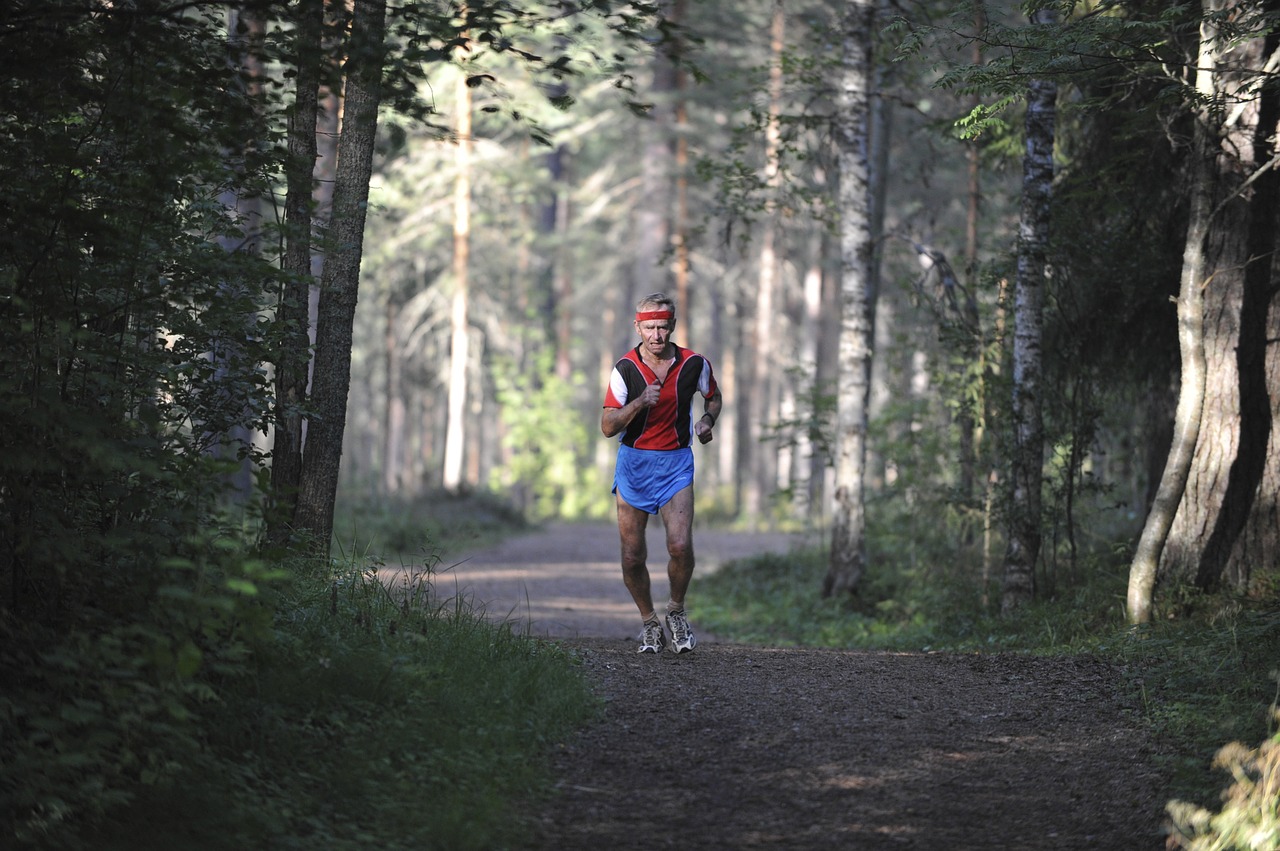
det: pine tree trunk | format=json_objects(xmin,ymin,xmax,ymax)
[
  {"xmin": 269, "ymin": 0, "xmax": 323, "ymax": 545},
  {"xmin": 294, "ymin": 0, "xmax": 386, "ymax": 556},
  {"xmin": 1166, "ymin": 25, "xmax": 1279, "ymax": 594},
  {"xmin": 383, "ymin": 295, "xmax": 405, "ymax": 495},
  {"xmin": 671, "ymin": 0, "xmax": 691, "ymax": 322},
  {"xmin": 1128, "ymin": 5, "xmax": 1278, "ymax": 619},
  {"xmin": 745, "ymin": 0, "xmax": 786, "ymax": 522},
  {"xmin": 1229, "ymin": 237, "xmax": 1280, "ymax": 588},
  {"xmin": 823, "ymin": 0, "xmax": 875, "ymax": 598},
  {"xmin": 213, "ymin": 7, "xmax": 265, "ymax": 503},
  {"xmin": 1001, "ymin": 8, "xmax": 1056, "ymax": 614},
  {"xmin": 443, "ymin": 64, "xmax": 472, "ymax": 492}
]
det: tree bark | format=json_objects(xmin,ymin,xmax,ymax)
[
  {"xmin": 671, "ymin": 0, "xmax": 691, "ymax": 322},
  {"xmin": 444, "ymin": 62, "xmax": 473, "ymax": 493},
  {"xmin": 1186, "ymin": 29, "xmax": 1278, "ymax": 594},
  {"xmin": 823, "ymin": 0, "xmax": 875, "ymax": 598},
  {"xmin": 294, "ymin": 0, "xmax": 386, "ymax": 556},
  {"xmin": 1128, "ymin": 3, "xmax": 1278, "ymax": 620},
  {"xmin": 382, "ymin": 294, "xmax": 405, "ymax": 495},
  {"xmin": 631, "ymin": 9, "xmax": 675, "ymax": 305},
  {"xmin": 745, "ymin": 0, "xmax": 786, "ymax": 522},
  {"xmin": 268, "ymin": 0, "xmax": 323, "ymax": 545},
  {"xmin": 212, "ymin": 6, "xmax": 265, "ymax": 503},
  {"xmin": 1001, "ymin": 8, "xmax": 1056, "ymax": 614}
]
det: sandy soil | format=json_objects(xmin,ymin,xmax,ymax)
[{"xmin": 432, "ymin": 523, "xmax": 1167, "ymax": 850}]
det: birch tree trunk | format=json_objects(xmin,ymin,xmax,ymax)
[
  {"xmin": 294, "ymin": 0, "xmax": 386, "ymax": 555},
  {"xmin": 1000, "ymin": 7, "xmax": 1056, "ymax": 614},
  {"xmin": 823, "ymin": 0, "xmax": 875, "ymax": 598},
  {"xmin": 444, "ymin": 64, "xmax": 473, "ymax": 492},
  {"xmin": 1126, "ymin": 16, "xmax": 1216, "ymax": 623}
]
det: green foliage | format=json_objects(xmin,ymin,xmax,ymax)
[
  {"xmin": 490, "ymin": 355, "xmax": 612, "ymax": 521},
  {"xmin": 83, "ymin": 550, "xmax": 597, "ymax": 851},
  {"xmin": 1, "ymin": 3, "xmax": 284, "ymax": 843},
  {"xmin": 1, "ymin": 530, "xmax": 284, "ymax": 847},
  {"xmin": 1121, "ymin": 610, "xmax": 1280, "ymax": 807},
  {"xmin": 697, "ymin": 527, "xmax": 1143, "ymax": 654},
  {"xmin": 334, "ymin": 489, "xmax": 530, "ymax": 558}
]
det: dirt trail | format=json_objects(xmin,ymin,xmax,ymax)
[
  {"xmin": 422, "ymin": 521, "xmax": 812, "ymax": 641},
  {"xmin": 440, "ymin": 523, "xmax": 1166, "ymax": 850}
]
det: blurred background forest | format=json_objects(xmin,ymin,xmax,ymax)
[
  {"xmin": 340, "ymin": 0, "xmax": 1169, "ymax": 604},
  {"xmin": 4, "ymin": 0, "xmax": 1280, "ymax": 847}
]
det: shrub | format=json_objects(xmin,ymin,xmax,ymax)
[{"xmin": 1166, "ymin": 705, "xmax": 1280, "ymax": 851}]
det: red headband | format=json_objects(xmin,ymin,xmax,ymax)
[{"xmin": 636, "ymin": 310, "xmax": 673, "ymax": 321}]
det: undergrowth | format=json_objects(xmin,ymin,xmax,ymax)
[
  {"xmin": 333, "ymin": 489, "xmax": 531, "ymax": 558},
  {"xmin": 75, "ymin": 546, "xmax": 595, "ymax": 851},
  {"xmin": 697, "ymin": 543, "xmax": 1280, "ymax": 849}
]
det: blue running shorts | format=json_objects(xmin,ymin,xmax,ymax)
[{"xmin": 612, "ymin": 444, "xmax": 694, "ymax": 514}]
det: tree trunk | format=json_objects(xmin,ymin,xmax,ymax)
[
  {"xmin": 631, "ymin": 12, "xmax": 675, "ymax": 305},
  {"xmin": 1183, "ymin": 31, "xmax": 1278, "ymax": 594},
  {"xmin": 1128, "ymin": 4, "xmax": 1278, "ymax": 620},
  {"xmin": 294, "ymin": 0, "xmax": 386, "ymax": 556},
  {"xmin": 268, "ymin": 0, "xmax": 323, "ymax": 545},
  {"xmin": 553, "ymin": 150, "xmax": 574, "ymax": 382},
  {"xmin": 382, "ymin": 294, "xmax": 405, "ymax": 496},
  {"xmin": 745, "ymin": 0, "xmax": 786, "ymax": 522},
  {"xmin": 444, "ymin": 63, "xmax": 472, "ymax": 492},
  {"xmin": 1000, "ymin": 8, "xmax": 1056, "ymax": 614},
  {"xmin": 794, "ymin": 246, "xmax": 823, "ymax": 522},
  {"xmin": 213, "ymin": 6, "xmax": 265, "ymax": 503},
  {"xmin": 823, "ymin": 0, "xmax": 875, "ymax": 598},
  {"xmin": 671, "ymin": 0, "xmax": 691, "ymax": 322},
  {"xmin": 957, "ymin": 0, "xmax": 987, "ymax": 507}
]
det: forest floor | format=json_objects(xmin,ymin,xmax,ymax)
[{"xmin": 431, "ymin": 522, "xmax": 1168, "ymax": 851}]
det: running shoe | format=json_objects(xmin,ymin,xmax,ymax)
[
  {"xmin": 638, "ymin": 619, "xmax": 666, "ymax": 654},
  {"xmin": 665, "ymin": 609, "xmax": 697, "ymax": 653}
]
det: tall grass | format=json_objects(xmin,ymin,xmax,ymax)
[{"xmin": 88, "ymin": 545, "xmax": 596, "ymax": 851}]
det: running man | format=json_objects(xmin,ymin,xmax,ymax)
[{"xmin": 601, "ymin": 292, "xmax": 722, "ymax": 653}]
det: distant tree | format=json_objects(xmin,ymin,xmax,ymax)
[
  {"xmin": 744, "ymin": 0, "xmax": 786, "ymax": 521},
  {"xmin": 1001, "ymin": 6, "xmax": 1056, "ymax": 614},
  {"xmin": 444, "ymin": 57, "xmax": 474, "ymax": 493},
  {"xmin": 824, "ymin": 0, "xmax": 876, "ymax": 598}
]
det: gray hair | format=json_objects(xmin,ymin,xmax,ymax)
[{"xmin": 635, "ymin": 292, "xmax": 676, "ymax": 317}]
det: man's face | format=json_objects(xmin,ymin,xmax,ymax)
[{"xmin": 636, "ymin": 318, "xmax": 673, "ymax": 354}]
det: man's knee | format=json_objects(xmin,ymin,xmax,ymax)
[
  {"xmin": 620, "ymin": 542, "xmax": 648, "ymax": 573},
  {"xmin": 667, "ymin": 537, "xmax": 693, "ymax": 564}
]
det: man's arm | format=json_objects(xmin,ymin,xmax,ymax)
[
  {"xmin": 601, "ymin": 382, "xmax": 662, "ymax": 437},
  {"xmin": 693, "ymin": 391, "xmax": 723, "ymax": 444}
]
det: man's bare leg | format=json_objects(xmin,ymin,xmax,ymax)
[
  {"xmin": 615, "ymin": 495, "xmax": 655, "ymax": 618},
  {"xmin": 658, "ymin": 485, "xmax": 696, "ymax": 605},
  {"xmin": 659, "ymin": 486, "xmax": 698, "ymax": 652}
]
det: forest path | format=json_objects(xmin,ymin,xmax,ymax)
[
  {"xmin": 419, "ymin": 520, "xmax": 812, "ymax": 642},
  {"xmin": 435, "ymin": 523, "xmax": 1166, "ymax": 850}
]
